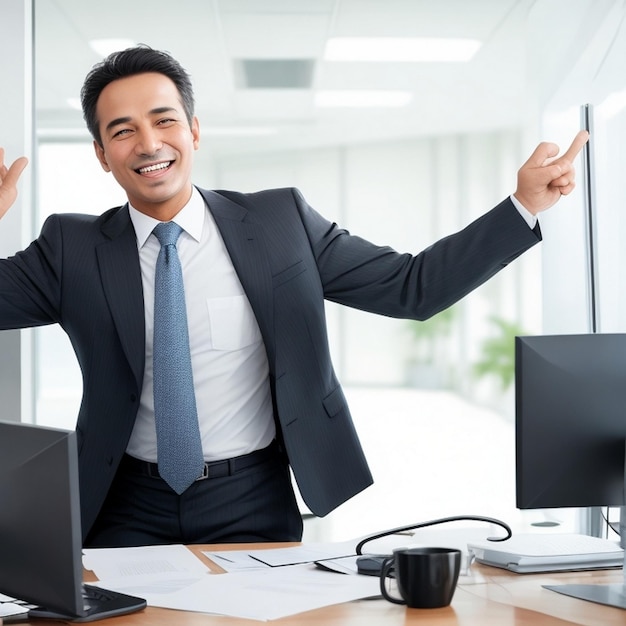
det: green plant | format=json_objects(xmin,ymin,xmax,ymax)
[{"xmin": 472, "ymin": 316, "xmax": 527, "ymax": 391}]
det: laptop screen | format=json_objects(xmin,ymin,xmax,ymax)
[{"xmin": 0, "ymin": 420, "xmax": 84, "ymax": 616}]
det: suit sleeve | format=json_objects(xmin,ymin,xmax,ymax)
[
  {"xmin": 0, "ymin": 214, "xmax": 64, "ymax": 329},
  {"xmin": 292, "ymin": 189, "xmax": 541, "ymax": 321}
]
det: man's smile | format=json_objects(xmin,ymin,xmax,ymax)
[{"xmin": 136, "ymin": 160, "xmax": 173, "ymax": 175}]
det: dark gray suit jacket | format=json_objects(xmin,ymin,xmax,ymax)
[{"xmin": 0, "ymin": 187, "xmax": 540, "ymax": 539}]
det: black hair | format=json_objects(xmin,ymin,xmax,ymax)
[{"xmin": 80, "ymin": 44, "xmax": 195, "ymax": 146}]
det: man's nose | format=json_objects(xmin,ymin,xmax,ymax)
[{"xmin": 135, "ymin": 128, "xmax": 162, "ymax": 155}]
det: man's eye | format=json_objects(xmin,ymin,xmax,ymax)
[{"xmin": 113, "ymin": 128, "xmax": 131, "ymax": 138}]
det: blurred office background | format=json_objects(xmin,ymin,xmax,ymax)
[{"xmin": 2, "ymin": 0, "xmax": 626, "ymax": 541}]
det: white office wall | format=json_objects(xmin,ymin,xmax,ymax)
[
  {"xmin": 536, "ymin": 0, "xmax": 626, "ymax": 335},
  {"xmin": 33, "ymin": 143, "xmax": 125, "ymax": 427},
  {"xmin": 0, "ymin": 0, "xmax": 33, "ymax": 423},
  {"xmin": 493, "ymin": 0, "xmax": 626, "ymax": 336}
]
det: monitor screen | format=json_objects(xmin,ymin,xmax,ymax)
[
  {"xmin": 515, "ymin": 333, "xmax": 626, "ymax": 510},
  {"xmin": 0, "ymin": 420, "xmax": 84, "ymax": 616}
]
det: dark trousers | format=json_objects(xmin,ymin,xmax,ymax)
[{"xmin": 84, "ymin": 442, "xmax": 304, "ymax": 548}]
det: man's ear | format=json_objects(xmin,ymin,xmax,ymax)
[
  {"xmin": 93, "ymin": 140, "xmax": 111, "ymax": 172},
  {"xmin": 191, "ymin": 116, "xmax": 200, "ymax": 150}
]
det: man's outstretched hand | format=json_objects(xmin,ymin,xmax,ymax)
[
  {"xmin": 0, "ymin": 148, "xmax": 29, "ymax": 220},
  {"xmin": 514, "ymin": 130, "xmax": 589, "ymax": 215}
]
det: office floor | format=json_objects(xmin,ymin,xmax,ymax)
[{"xmin": 300, "ymin": 386, "xmax": 578, "ymax": 543}]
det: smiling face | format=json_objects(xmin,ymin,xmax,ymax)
[{"xmin": 93, "ymin": 72, "xmax": 200, "ymax": 221}]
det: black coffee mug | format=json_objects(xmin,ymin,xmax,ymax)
[{"xmin": 379, "ymin": 547, "xmax": 461, "ymax": 608}]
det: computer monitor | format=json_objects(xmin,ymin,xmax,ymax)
[
  {"xmin": 0, "ymin": 420, "xmax": 146, "ymax": 622},
  {"xmin": 515, "ymin": 333, "xmax": 626, "ymax": 609},
  {"xmin": 516, "ymin": 333, "xmax": 626, "ymax": 511}
]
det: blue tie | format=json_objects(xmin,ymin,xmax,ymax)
[{"xmin": 152, "ymin": 222, "xmax": 204, "ymax": 494}]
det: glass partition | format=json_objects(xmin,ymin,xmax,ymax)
[{"xmin": 30, "ymin": 0, "xmax": 620, "ymax": 540}]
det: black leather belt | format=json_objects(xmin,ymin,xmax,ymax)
[{"xmin": 121, "ymin": 440, "xmax": 279, "ymax": 481}]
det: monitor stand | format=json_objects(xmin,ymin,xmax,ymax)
[{"xmin": 543, "ymin": 505, "xmax": 626, "ymax": 609}]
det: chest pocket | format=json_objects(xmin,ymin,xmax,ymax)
[{"xmin": 206, "ymin": 294, "xmax": 262, "ymax": 351}]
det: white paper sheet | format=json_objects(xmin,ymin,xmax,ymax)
[
  {"xmin": 203, "ymin": 549, "xmax": 270, "ymax": 572},
  {"xmin": 0, "ymin": 602, "xmax": 29, "ymax": 618},
  {"xmin": 82, "ymin": 544, "xmax": 209, "ymax": 580},
  {"xmin": 245, "ymin": 539, "xmax": 357, "ymax": 566},
  {"xmin": 83, "ymin": 542, "xmax": 385, "ymax": 620},
  {"xmin": 96, "ymin": 562, "xmax": 381, "ymax": 621},
  {"xmin": 313, "ymin": 555, "xmax": 361, "ymax": 575},
  {"xmin": 0, "ymin": 593, "xmax": 17, "ymax": 602}
]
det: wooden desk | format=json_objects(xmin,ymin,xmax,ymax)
[{"xmin": 20, "ymin": 543, "xmax": 626, "ymax": 625}]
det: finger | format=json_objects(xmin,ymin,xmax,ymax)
[
  {"xmin": 0, "ymin": 156, "xmax": 28, "ymax": 188},
  {"xmin": 522, "ymin": 141, "xmax": 561, "ymax": 169},
  {"xmin": 549, "ymin": 177, "xmax": 574, "ymax": 193},
  {"xmin": 560, "ymin": 130, "xmax": 589, "ymax": 163},
  {"xmin": 0, "ymin": 147, "xmax": 7, "ymax": 175},
  {"xmin": 551, "ymin": 179, "xmax": 576, "ymax": 197},
  {"xmin": 529, "ymin": 160, "xmax": 571, "ymax": 188}
]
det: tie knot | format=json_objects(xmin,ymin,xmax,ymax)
[{"xmin": 153, "ymin": 222, "xmax": 183, "ymax": 247}]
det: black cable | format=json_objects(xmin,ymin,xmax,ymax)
[
  {"xmin": 355, "ymin": 515, "xmax": 512, "ymax": 555},
  {"xmin": 603, "ymin": 507, "xmax": 621, "ymax": 538}
]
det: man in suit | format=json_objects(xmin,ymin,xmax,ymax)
[{"xmin": 0, "ymin": 46, "xmax": 587, "ymax": 548}]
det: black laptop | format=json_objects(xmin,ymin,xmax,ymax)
[{"xmin": 0, "ymin": 420, "xmax": 146, "ymax": 622}]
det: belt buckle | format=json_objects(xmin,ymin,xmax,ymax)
[{"xmin": 196, "ymin": 463, "xmax": 210, "ymax": 481}]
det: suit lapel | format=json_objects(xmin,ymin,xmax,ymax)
[
  {"xmin": 92, "ymin": 191, "xmax": 276, "ymax": 388},
  {"xmin": 198, "ymin": 189, "xmax": 275, "ymax": 365},
  {"xmin": 96, "ymin": 205, "xmax": 145, "ymax": 388}
]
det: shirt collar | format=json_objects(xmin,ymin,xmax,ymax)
[{"xmin": 128, "ymin": 186, "xmax": 205, "ymax": 248}]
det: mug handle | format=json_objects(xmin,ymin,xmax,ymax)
[{"xmin": 379, "ymin": 557, "xmax": 405, "ymax": 605}]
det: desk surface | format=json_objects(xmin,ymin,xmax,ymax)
[{"xmin": 19, "ymin": 543, "xmax": 626, "ymax": 625}]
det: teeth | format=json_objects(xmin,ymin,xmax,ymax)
[{"xmin": 138, "ymin": 161, "xmax": 170, "ymax": 174}]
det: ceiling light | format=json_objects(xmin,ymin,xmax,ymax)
[
  {"xmin": 325, "ymin": 37, "xmax": 481, "ymax": 63},
  {"xmin": 315, "ymin": 90, "xmax": 412, "ymax": 108},
  {"xmin": 89, "ymin": 38, "xmax": 137, "ymax": 58}
]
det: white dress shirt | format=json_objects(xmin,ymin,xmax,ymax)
[
  {"xmin": 510, "ymin": 194, "xmax": 538, "ymax": 229},
  {"xmin": 125, "ymin": 188, "xmax": 276, "ymax": 462}
]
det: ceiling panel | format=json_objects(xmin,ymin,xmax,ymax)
[
  {"xmin": 34, "ymin": 0, "xmax": 533, "ymax": 155},
  {"xmin": 220, "ymin": 13, "xmax": 333, "ymax": 57}
]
